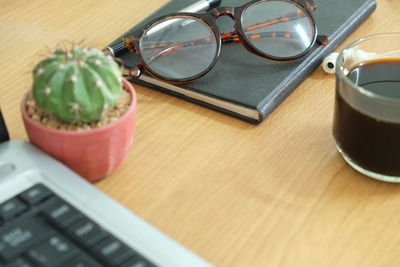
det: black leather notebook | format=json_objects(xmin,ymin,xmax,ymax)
[{"xmin": 108, "ymin": 0, "xmax": 376, "ymax": 124}]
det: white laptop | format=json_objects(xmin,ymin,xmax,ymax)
[{"xmin": 0, "ymin": 110, "xmax": 212, "ymax": 267}]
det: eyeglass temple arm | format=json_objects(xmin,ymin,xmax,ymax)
[
  {"xmin": 124, "ymin": 30, "xmax": 328, "ymax": 64},
  {"xmin": 222, "ymin": 32, "xmax": 328, "ymax": 45},
  {"xmin": 143, "ymin": 31, "xmax": 327, "ymax": 61},
  {"xmin": 123, "ymin": 30, "xmax": 329, "ymax": 67},
  {"xmin": 124, "ymin": 8, "xmax": 325, "ymax": 52},
  {"xmin": 295, "ymin": 0, "xmax": 316, "ymax": 11},
  {"xmin": 122, "ymin": 29, "xmax": 328, "ymax": 78}
]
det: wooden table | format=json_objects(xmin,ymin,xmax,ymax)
[{"xmin": 2, "ymin": 1, "xmax": 400, "ymax": 266}]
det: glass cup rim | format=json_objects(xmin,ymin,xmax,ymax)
[{"xmin": 336, "ymin": 32, "xmax": 400, "ymax": 105}]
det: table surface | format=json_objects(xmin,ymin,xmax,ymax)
[{"xmin": 2, "ymin": 1, "xmax": 400, "ymax": 266}]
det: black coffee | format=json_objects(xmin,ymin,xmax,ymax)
[{"xmin": 333, "ymin": 58, "xmax": 400, "ymax": 176}]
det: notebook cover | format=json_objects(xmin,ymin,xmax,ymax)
[{"xmin": 108, "ymin": 0, "xmax": 377, "ymax": 124}]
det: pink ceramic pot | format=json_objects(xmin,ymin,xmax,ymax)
[{"xmin": 21, "ymin": 79, "xmax": 136, "ymax": 182}]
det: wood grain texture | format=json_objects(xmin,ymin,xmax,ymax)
[{"xmin": 1, "ymin": 1, "xmax": 400, "ymax": 266}]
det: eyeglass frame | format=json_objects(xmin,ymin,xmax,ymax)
[{"xmin": 123, "ymin": 0, "xmax": 328, "ymax": 84}]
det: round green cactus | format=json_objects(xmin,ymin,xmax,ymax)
[{"xmin": 32, "ymin": 45, "xmax": 122, "ymax": 124}]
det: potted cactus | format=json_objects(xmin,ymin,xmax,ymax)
[{"xmin": 21, "ymin": 45, "xmax": 136, "ymax": 182}]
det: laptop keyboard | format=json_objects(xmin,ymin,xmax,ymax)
[{"xmin": 0, "ymin": 183, "xmax": 156, "ymax": 267}]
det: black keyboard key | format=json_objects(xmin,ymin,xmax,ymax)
[
  {"xmin": 27, "ymin": 234, "xmax": 79, "ymax": 267},
  {"xmin": 0, "ymin": 198, "xmax": 28, "ymax": 221},
  {"xmin": 42, "ymin": 199, "xmax": 83, "ymax": 229},
  {"xmin": 5, "ymin": 257, "xmax": 37, "ymax": 267},
  {"xmin": 120, "ymin": 256, "xmax": 157, "ymax": 267},
  {"xmin": 0, "ymin": 217, "xmax": 51, "ymax": 262},
  {"xmin": 63, "ymin": 254, "xmax": 103, "ymax": 267},
  {"xmin": 92, "ymin": 236, "xmax": 135, "ymax": 266},
  {"xmin": 67, "ymin": 218, "xmax": 108, "ymax": 247},
  {"xmin": 18, "ymin": 184, "xmax": 53, "ymax": 206}
]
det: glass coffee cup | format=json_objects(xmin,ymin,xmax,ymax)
[{"xmin": 333, "ymin": 33, "xmax": 400, "ymax": 182}]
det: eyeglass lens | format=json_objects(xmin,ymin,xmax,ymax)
[
  {"xmin": 139, "ymin": 17, "xmax": 218, "ymax": 81},
  {"xmin": 241, "ymin": 0, "xmax": 314, "ymax": 58}
]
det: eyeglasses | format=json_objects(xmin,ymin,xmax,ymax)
[{"xmin": 122, "ymin": 0, "xmax": 328, "ymax": 84}]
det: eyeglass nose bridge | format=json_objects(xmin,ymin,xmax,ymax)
[{"xmin": 209, "ymin": 6, "xmax": 235, "ymax": 19}]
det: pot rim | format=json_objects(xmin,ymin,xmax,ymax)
[{"xmin": 21, "ymin": 78, "xmax": 136, "ymax": 136}]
